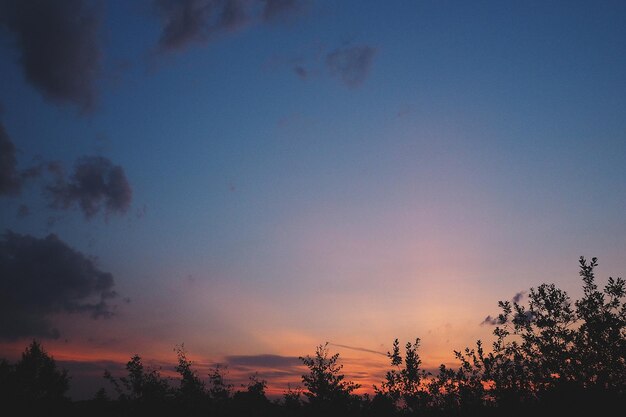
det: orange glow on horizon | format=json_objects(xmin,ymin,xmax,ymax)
[{"xmin": 0, "ymin": 336, "xmax": 468, "ymax": 400}]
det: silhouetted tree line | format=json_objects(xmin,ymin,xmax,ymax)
[{"xmin": 1, "ymin": 257, "xmax": 624, "ymax": 416}]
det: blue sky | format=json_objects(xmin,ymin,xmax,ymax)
[{"xmin": 1, "ymin": 0, "xmax": 626, "ymax": 399}]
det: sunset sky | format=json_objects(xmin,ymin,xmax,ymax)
[{"xmin": 1, "ymin": 0, "xmax": 626, "ymax": 400}]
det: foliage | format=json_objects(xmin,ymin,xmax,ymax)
[
  {"xmin": 1, "ymin": 340, "xmax": 69, "ymax": 403},
  {"xmin": 282, "ymin": 384, "xmax": 303, "ymax": 411},
  {"xmin": 232, "ymin": 374, "xmax": 271, "ymax": 416},
  {"xmin": 174, "ymin": 344, "xmax": 206, "ymax": 403},
  {"xmin": 207, "ymin": 364, "xmax": 233, "ymax": 401},
  {"xmin": 299, "ymin": 342, "xmax": 360, "ymax": 412},
  {"xmin": 0, "ymin": 341, "xmax": 70, "ymax": 415},
  {"xmin": 427, "ymin": 256, "xmax": 626, "ymax": 414},
  {"xmin": 574, "ymin": 257, "xmax": 626, "ymax": 390},
  {"xmin": 104, "ymin": 354, "xmax": 171, "ymax": 404},
  {"xmin": 375, "ymin": 338, "xmax": 430, "ymax": 412}
]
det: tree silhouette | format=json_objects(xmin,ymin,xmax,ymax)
[
  {"xmin": 282, "ymin": 384, "xmax": 303, "ymax": 415},
  {"xmin": 574, "ymin": 257, "xmax": 626, "ymax": 391},
  {"xmin": 104, "ymin": 354, "xmax": 171, "ymax": 406},
  {"xmin": 300, "ymin": 343, "xmax": 360, "ymax": 414},
  {"xmin": 15, "ymin": 340, "xmax": 69, "ymax": 402},
  {"xmin": 426, "ymin": 341, "xmax": 493, "ymax": 413},
  {"xmin": 375, "ymin": 338, "xmax": 430, "ymax": 412},
  {"xmin": 1, "ymin": 256, "xmax": 623, "ymax": 417},
  {"xmin": 423, "ymin": 256, "xmax": 626, "ymax": 415},
  {"xmin": 206, "ymin": 364, "xmax": 232, "ymax": 402},
  {"xmin": 0, "ymin": 340, "xmax": 69, "ymax": 414},
  {"xmin": 173, "ymin": 344, "xmax": 206, "ymax": 404},
  {"xmin": 232, "ymin": 374, "xmax": 271, "ymax": 416}
]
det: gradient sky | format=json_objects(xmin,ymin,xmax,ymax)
[{"xmin": 1, "ymin": 0, "xmax": 626, "ymax": 400}]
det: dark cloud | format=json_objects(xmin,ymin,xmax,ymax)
[
  {"xmin": 0, "ymin": 230, "xmax": 118, "ymax": 341},
  {"xmin": 511, "ymin": 291, "xmax": 526, "ymax": 303},
  {"xmin": 513, "ymin": 310, "xmax": 536, "ymax": 326},
  {"xmin": 0, "ymin": 121, "xmax": 21, "ymax": 196},
  {"xmin": 262, "ymin": 0, "xmax": 301, "ymax": 21},
  {"xmin": 0, "ymin": 0, "xmax": 102, "ymax": 110},
  {"xmin": 0, "ymin": 131, "xmax": 47, "ymax": 197},
  {"xmin": 47, "ymin": 156, "xmax": 132, "ymax": 219},
  {"xmin": 326, "ymin": 45, "xmax": 377, "ymax": 88},
  {"xmin": 221, "ymin": 0, "xmax": 249, "ymax": 30},
  {"xmin": 155, "ymin": 0, "xmax": 245, "ymax": 51},
  {"xmin": 481, "ymin": 291, "xmax": 530, "ymax": 326},
  {"xmin": 155, "ymin": 0, "xmax": 303, "ymax": 51},
  {"xmin": 1, "ymin": 118, "xmax": 63, "ymax": 198},
  {"xmin": 225, "ymin": 354, "xmax": 301, "ymax": 368},
  {"xmin": 480, "ymin": 315, "xmax": 502, "ymax": 326},
  {"xmin": 481, "ymin": 310, "xmax": 536, "ymax": 326},
  {"xmin": 20, "ymin": 164, "xmax": 44, "ymax": 181},
  {"xmin": 47, "ymin": 161, "xmax": 65, "ymax": 178}
]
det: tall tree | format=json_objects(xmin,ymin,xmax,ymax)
[
  {"xmin": 375, "ymin": 338, "xmax": 430, "ymax": 412},
  {"xmin": 13, "ymin": 340, "xmax": 69, "ymax": 403},
  {"xmin": 574, "ymin": 257, "xmax": 626, "ymax": 391},
  {"xmin": 300, "ymin": 343, "xmax": 360, "ymax": 413}
]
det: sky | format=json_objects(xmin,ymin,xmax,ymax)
[{"xmin": 1, "ymin": 0, "xmax": 626, "ymax": 400}]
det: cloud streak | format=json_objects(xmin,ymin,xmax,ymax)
[
  {"xmin": 0, "ymin": 0, "xmax": 102, "ymax": 110},
  {"xmin": 225, "ymin": 354, "xmax": 301, "ymax": 368},
  {"xmin": 328, "ymin": 342, "xmax": 387, "ymax": 357},
  {"xmin": 0, "ymin": 230, "xmax": 119, "ymax": 341},
  {"xmin": 223, "ymin": 353, "xmax": 305, "ymax": 388}
]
